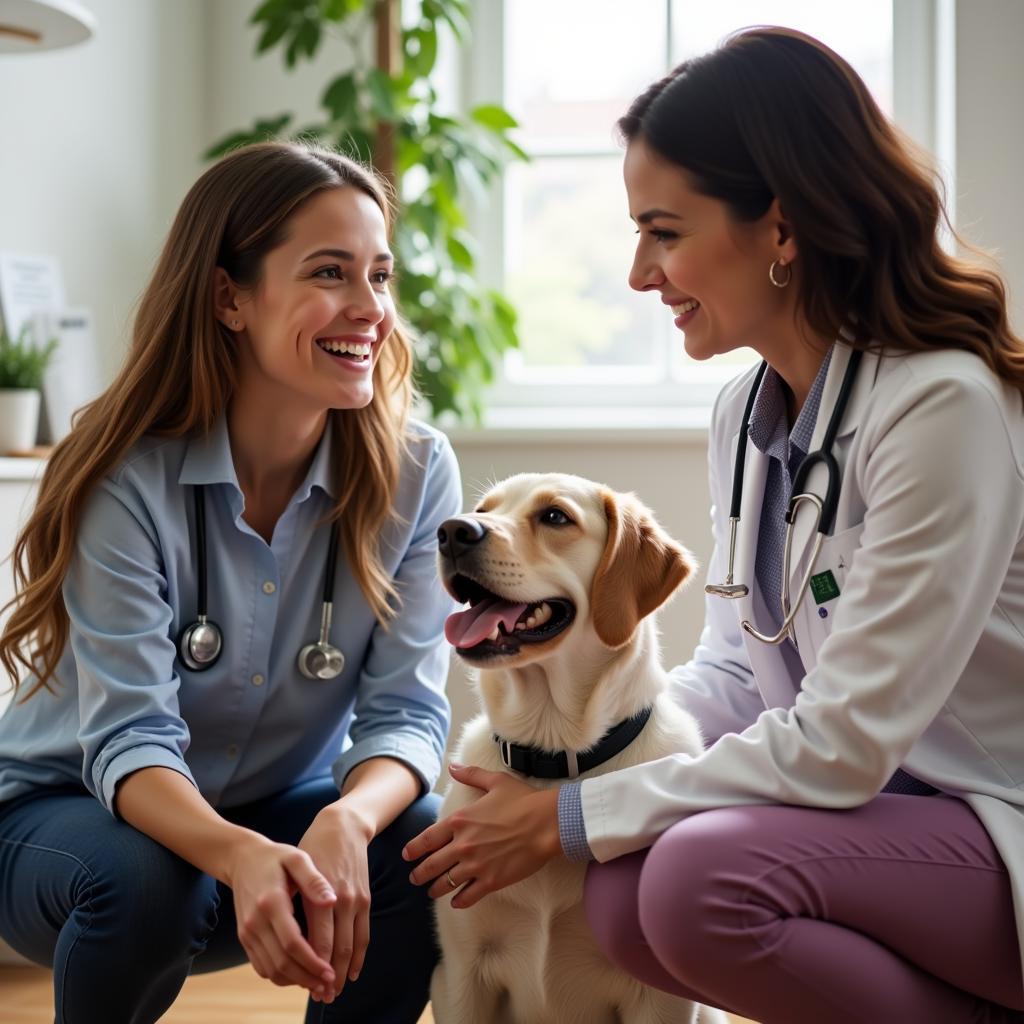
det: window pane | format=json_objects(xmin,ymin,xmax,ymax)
[
  {"xmin": 505, "ymin": 0, "xmax": 667, "ymax": 150},
  {"xmin": 501, "ymin": 1, "xmax": 894, "ymax": 386},
  {"xmin": 671, "ymin": 1, "xmax": 893, "ymax": 113},
  {"xmin": 504, "ymin": 156, "xmax": 666, "ymax": 376}
]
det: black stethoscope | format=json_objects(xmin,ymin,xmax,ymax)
[
  {"xmin": 177, "ymin": 485, "xmax": 346, "ymax": 679},
  {"xmin": 705, "ymin": 347, "xmax": 863, "ymax": 645}
]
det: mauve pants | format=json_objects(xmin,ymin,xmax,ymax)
[{"xmin": 583, "ymin": 795, "xmax": 1024, "ymax": 1023}]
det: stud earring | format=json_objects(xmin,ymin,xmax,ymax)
[{"xmin": 231, "ymin": 319, "xmax": 241, "ymax": 329}]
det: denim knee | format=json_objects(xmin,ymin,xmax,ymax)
[{"xmin": 81, "ymin": 828, "xmax": 220, "ymax": 965}]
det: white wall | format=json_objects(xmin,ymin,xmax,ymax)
[
  {"xmin": 954, "ymin": 0, "xmax": 1024, "ymax": 331},
  {"xmin": 0, "ymin": 0, "xmax": 207, "ymax": 381}
]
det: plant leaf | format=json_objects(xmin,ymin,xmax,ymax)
[{"xmin": 470, "ymin": 104, "xmax": 518, "ymax": 131}]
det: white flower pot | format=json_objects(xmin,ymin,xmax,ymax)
[{"xmin": 0, "ymin": 389, "xmax": 41, "ymax": 453}]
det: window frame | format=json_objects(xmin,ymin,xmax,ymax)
[{"xmin": 458, "ymin": 0, "xmax": 951, "ymax": 422}]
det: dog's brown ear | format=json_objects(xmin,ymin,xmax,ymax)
[{"xmin": 590, "ymin": 490, "xmax": 695, "ymax": 649}]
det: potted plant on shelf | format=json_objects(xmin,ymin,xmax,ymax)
[{"xmin": 0, "ymin": 324, "xmax": 57, "ymax": 454}]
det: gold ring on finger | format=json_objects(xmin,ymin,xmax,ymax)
[{"xmin": 446, "ymin": 869, "xmax": 458, "ymax": 889}]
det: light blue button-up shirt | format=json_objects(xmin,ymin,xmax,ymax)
[{"xmin": 0, "ymin": 414, "xmax": 461, "ymax": 815}]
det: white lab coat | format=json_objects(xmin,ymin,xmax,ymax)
[{"xmin": 578, "ymin": 342, "xmax": 1024, "ymax": 986}]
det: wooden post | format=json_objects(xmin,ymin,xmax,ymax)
[{"xmin": 374, "ymin": 0, "xmax": 399, "ymax": 188}]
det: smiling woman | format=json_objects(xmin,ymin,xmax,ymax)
[
  {"xmin": 0, "ymin": 142, "xmax": 461, "ymax": 1024},
  {"xmin": 217, "ymin": 190, "xmax": 398, "ymax": 419}
]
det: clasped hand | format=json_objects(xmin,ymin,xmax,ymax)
[{"xmin": 226, "ymin": 803, "xmax": 373, "ymax": 1004}]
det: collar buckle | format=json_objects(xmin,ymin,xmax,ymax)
[{"xmin": 498, "ymin": 737, "xmax": 513, "ymax": 770}]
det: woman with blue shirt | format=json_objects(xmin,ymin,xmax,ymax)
[
  {"xmin": 404, "ymin": 28, "xmax": 1024, "ymax": 1023},
  {"xmin": 0, "ymin": 142, "xmax": 460, "ymax": 1023}
]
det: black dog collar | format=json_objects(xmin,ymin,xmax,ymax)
[{"xmin": 493, "ymin": 706, "xmax": 653, "ymax": 780}]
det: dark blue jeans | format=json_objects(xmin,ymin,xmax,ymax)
[{"xmin": 0, "ymin": 778, "xmax": 440, "ymax": 1024}]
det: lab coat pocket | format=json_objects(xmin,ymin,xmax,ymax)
[{"xmin": 797, "ymin": 520, "xmax": 866, "ymax": 669}]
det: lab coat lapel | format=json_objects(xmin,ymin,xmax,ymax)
[
  {"xmin": 786, "ymin": 348, "xmax": 884, "ymax": 610},
  {"xmin": 787, "ymin": 343, "xmax": 881, "ymax": 595}
]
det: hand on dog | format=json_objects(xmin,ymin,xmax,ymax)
[{"xmin": 402, "ymin": 763, "xmax": 561, "ymax": 908}]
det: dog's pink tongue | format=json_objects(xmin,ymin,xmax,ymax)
[{"xmin": 445, "ymin": 598, "xmax": 529, "ymax": 649}]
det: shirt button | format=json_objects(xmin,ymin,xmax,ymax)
[
  {"xmin": 262, "ymin": 581, "xmax": 276, "ymax": 594},
  {"xmin": 251, "ymin": 674, "xmax": 265, "ymax": 686},
  {"xmin": 226, "ymin": 744, "xmax": 239, "ymax": 759}
]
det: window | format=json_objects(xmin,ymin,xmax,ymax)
[{"xmin": 466, "ymin": 0, "xmax": 920, "ymax": 421}]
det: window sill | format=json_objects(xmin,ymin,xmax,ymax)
[{"xmin": 438, "ymin": 406, "xmax": 712, "ymax": 446}]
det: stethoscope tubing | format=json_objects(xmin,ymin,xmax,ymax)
[
  {"xmin": 182, "ymin": 484, "xmax": 344, "ymax": 677},
  {"xmin": 706, "ymin": 346, "xmax": 863, "ymax": 646}
]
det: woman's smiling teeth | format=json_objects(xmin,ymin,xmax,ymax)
[
  {"xmin": 317, "ymin": 338, "xmax": 372, "ymax": 360},
  {"xmin": 671, "ymin": 299, "xmax": 701, "ymax": 315}
]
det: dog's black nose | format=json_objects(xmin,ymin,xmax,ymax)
[{"xmin": 437, "ymin": 516, "xmax": 488, "ymax": 560}]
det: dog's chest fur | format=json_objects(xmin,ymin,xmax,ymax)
[{"xmin": 432, "ymin": 692, "xmax": 706, "ymax": 1023}]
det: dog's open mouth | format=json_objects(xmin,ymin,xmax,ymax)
[{"xmin": 444, "ymin": 574, "xmax": 575, "ymax": 659}]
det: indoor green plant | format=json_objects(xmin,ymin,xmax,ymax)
[
  {"xmin": 0, "ymin": 324, "xmax": 57, "ymax": 453},
  {"xmin": 206, "ymin": 0, "xmax": 528, "ymax": 423}
]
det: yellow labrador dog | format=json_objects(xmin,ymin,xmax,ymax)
[{"xmin": 430, "ymin": 473, "xmax": 725, "ymax": 1024}]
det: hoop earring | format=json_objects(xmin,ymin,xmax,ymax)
[{"xmin": 769, "ymin": 259, "xmax": 792, "ymax": 288}]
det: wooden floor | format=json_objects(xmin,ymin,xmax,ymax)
[{"xmin": 0, "ymin": 963, "xmax": 755, "ymax": 1022}]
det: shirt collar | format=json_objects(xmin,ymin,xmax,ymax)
[
  {"xmin": 748, "ymin": 345, "xmax": 833, "ymax": 459},
  {"xmin": 179, "ymin": 412, "xmax": 337, "ymax": 502}
]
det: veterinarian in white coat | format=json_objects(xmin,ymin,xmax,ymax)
[{"xmin": 405, "ymin": 27, "xmax": 1024, "ymax": 1024}]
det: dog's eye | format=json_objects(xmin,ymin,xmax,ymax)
[{"xmin": 539, "ymin": 507, "xmax": 573, "ymax": 526}]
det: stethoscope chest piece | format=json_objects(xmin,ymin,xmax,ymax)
[
  {"xmin": 178, "ymin": 616, "xmax": 223, "ymax": 671},
  {"xmin": 298, "ymin": 638, "xmax": 345, "ymax": 679},
  {"xmin": 296, "ymin": 519, "xmax": 344, "ymax": 680},
  {"xmin": 180, "ymin": 485, "xmax": 345, "ymax": 680}
]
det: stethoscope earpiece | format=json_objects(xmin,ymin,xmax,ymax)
[{"xmin": 179, "ymin": 486, "xmax": 344, "ymax": 680}]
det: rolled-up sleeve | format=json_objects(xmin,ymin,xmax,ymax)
[
  {"xmin": 332, "ymin": 434, "xmax": 462, "ymax": 794},
  {"xmin": 66, "ymin": 477, "xmax": 195, "ymax": 814}
]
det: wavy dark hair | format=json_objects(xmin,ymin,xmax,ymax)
[{"xmin": 618, "ymin": 26, "xmax": 1024, "ymax": 393}]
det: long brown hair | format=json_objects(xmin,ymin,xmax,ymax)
[
  {"xmin": 618, "ymin": 26, "xmax": 1024, "ymax": 394},
  {"xmin": 1, "ymin": 142, "xmax": 415, "ymax": 699}
]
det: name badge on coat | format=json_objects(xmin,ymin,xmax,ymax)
[{"xmin": 795, "ymin": 521, "xmax": 865, "ymax": 670}]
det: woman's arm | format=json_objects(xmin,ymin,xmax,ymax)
[
  {"xmin": 330, "ymin": 431, "xmax": 462, "ymax": 796},
  {"xmin": 291, "ymin": 755, "xmax": 422, "ymax": 1000},
  {"xmin": 578, "ymin": 370, "xmax": 1024, "ymax": 862},
  {"xmin": 116, "ymin": 766, "xmax": 338, "ymax": 996}
]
